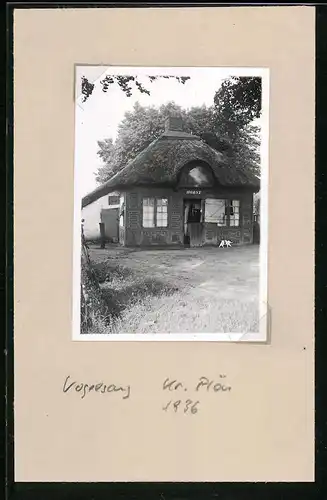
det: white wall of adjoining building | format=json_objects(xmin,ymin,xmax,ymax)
[{"xmin": 82, "ymin": 192, "xmax": 119, "ymax": 240}]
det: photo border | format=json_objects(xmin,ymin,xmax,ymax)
[{"xmin": 73, "ymin": 65, "xmax": 270, "ymax": 342}]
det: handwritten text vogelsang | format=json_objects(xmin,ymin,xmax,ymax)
[{"xmin": 62, "ymin": 375, "xmax": 131, "ymax": 400}]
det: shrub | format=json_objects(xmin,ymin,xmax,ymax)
[{"xmin": 80, "ymin": 234, "xmax": 113, "ymax": 333}]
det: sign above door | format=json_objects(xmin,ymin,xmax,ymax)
[{"xmin": 185, "ymin": 189, "xmax": 202, "ymax": 196}]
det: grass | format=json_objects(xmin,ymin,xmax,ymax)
[
  {"xmin": 110, "ymin": 294, "xmax": 258, "ymax": 334},
  {"xmin": 83, "ymin": 245, "xmax": 260, "ymax": 335}
]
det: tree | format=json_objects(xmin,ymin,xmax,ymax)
[
  {"xmin": 95, "ymin": 100, "xmax": 261, "ymax": 183},
  {"xmin": 211, "ymin": 76, "xmax": 262, "ymax": 175},
  {"xmin": 95, "ymin": 138, "xmax": 117, "ymax": 184},
  {"xmin": 95, "ymin": 102, "xmax": 186, "ymax": 182},
  {"xmin": 93, "ymin": 76, "xmax": 262, "ymax": 183},
  {"xmin": 182, "ymin": 105, "xmax": 216, "ymax": 136},
  {"xmin": 231, "ymin": 124, "xmax": 261, "ymax": 176},
  {"xmin": 94, "ymin": 102, "xmax": 215, "ymax": 183},
  {"xmin": 81, "ymin": 74, "xmax": 191, "ymax": 102},
  {"xmin": 97, "ymin": 138, "xmax": 115, "ymax": 163},
  {"xmin": 213, "ymin": 76, "xmax": 262, "ymax": 139}
]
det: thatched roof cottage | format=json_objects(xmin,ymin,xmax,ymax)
[{"xmin": 82, "ymin": 116, "xmax": 260, "ymax": 247}]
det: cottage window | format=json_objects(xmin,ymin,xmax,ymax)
[
  {"xmin": 119, "ymin": 195, "xmax": 125, "ymax": 227},
  {"xmin": 204, "ymin": 199, "xmax": 240, "ymax": 226},
  {"xmin": 143, "ymin": 198, "xmax": 155, "ymax": 227},
  {"xmin": 229, "ymin": 200, "xmax": 240, "ymax": 227},
  {"xmin": 142, "ymin": 197, "xmax": 168, "ymax": 228},
  {"xmin": 204, "ymin": 199, "xmax": 227, "ymax": 226},
  {"xmin": 108, "ymin": 195, "xmax": 120, "ymax": 205},
  {"xmin": 156, "ymin": 198, "xmax": 168, "ymax": 227}
]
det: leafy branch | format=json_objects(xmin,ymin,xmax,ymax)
[{"xmin": 81, "ymin": 74, "xmax": 191, "ymax": 102}]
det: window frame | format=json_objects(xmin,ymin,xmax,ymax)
[
  {"xmin": 119, "ymin": 195, "xmax": 125, "ymax": 228},
  {"xmin": 204, "ymin": 198, "xmax": 227, "ymax": 226},
  {"xmin": 142, "ymin": 197, "xmax": 168, "ymax": 228},
  {"xmin": 108, "ymin": 194, "xmax": 120, "ymax": 206},
  {"xmin": 228, "ymin": 199, "xmax": 240, "ymax": 227},
  {"xmin": 204, "ymin": 198, "xmax": 241, "ymax": 227}
]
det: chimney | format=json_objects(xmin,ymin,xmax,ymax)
[{"xmin": 164, "ymin": 115, "xmax": 184, "ymax": 132}]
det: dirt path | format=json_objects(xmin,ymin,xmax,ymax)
[
  {"xmin": 90, "ymin": 244, "xmax": 259, "ymax": 299},
  {"xmin": 88, "ymin": 244, "xmax": 260, "ymax": 333}
]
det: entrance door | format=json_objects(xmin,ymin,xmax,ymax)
[
  {"xmin": 101, "ymin": 208, "xmax": 119, "ymax": 243},
  {"xmin": 183, "ymin": 199, "xmax": 204, "ymax": 247}
]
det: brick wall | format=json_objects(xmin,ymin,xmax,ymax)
[
  {"xmin": 123, "ymin": 187, "xmax": 255, "ymax": 247},
  {"xmin": 124, "ymin": 188, "xmax": 184, "ymax": 246}
]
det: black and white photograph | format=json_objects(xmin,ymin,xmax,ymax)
[{"xmin": 73, "ymin": 66, "xmax": 269, "ymax": 341}]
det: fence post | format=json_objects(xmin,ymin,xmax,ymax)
[{"xmin": 99, "ymin": 222, "xmax": 105, "ymax": 249}]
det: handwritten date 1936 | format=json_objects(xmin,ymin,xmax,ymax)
[{"xmin": 163, "ymin": 399, "xmax": 200, "ymax": 414}]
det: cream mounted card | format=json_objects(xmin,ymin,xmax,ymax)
[{"xmin": 13, "ymin": 6, "xmax": 315, "ymax": 482}]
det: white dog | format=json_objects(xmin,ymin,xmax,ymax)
[{"xmin": 219, "ymin": 239, "xmax": 232, "ymax": 248}]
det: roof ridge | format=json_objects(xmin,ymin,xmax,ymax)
[{"xmin": 159, "ymin": 130, "xmax": 201, "ymax": 140}]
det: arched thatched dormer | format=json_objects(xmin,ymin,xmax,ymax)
[{"xmin": 177, "ymin": 160, "xmax": 215, "ymax": 189}]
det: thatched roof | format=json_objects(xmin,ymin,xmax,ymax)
[{"xmin": 82, "ymin": 124, "xmax": 260, "ymax": 208}]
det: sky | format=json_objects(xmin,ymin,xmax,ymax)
[{"xmin": 74, "ymin": 66, "xmax": 264, "ymax": 198}]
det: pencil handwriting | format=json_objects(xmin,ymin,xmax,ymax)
[{"xmin": 62, "ymin": 375, "xmax": 131, "ymax": 400}]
